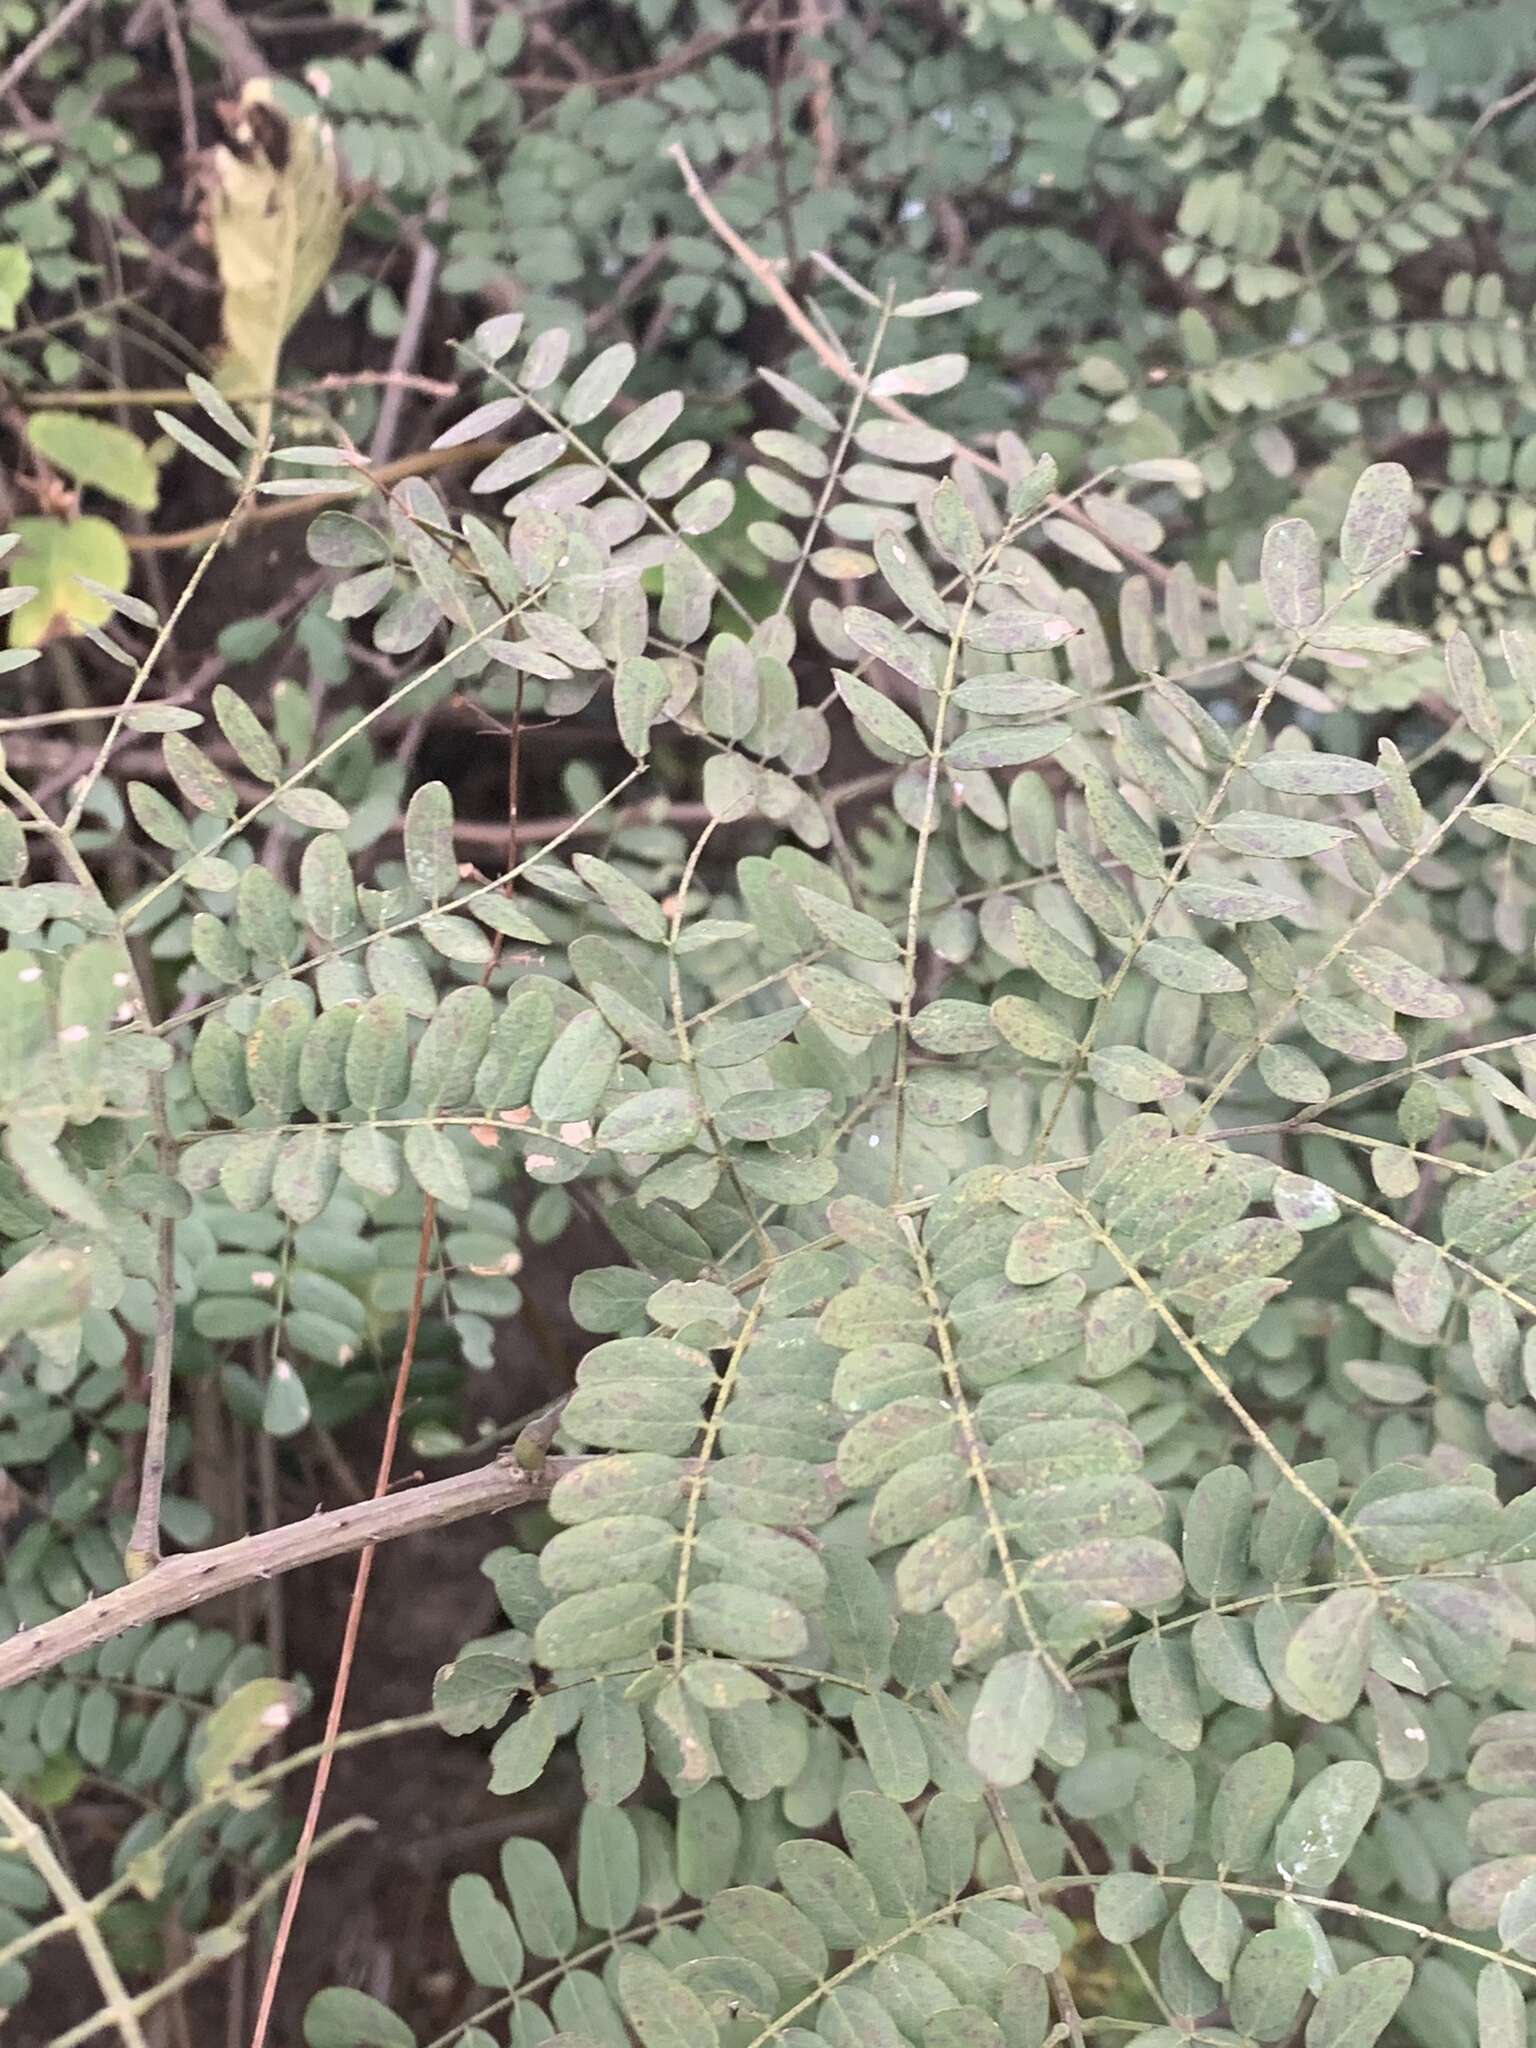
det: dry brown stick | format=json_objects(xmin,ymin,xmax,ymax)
[
  {"xmin": 184, "ymin": 0, "xmax": 265, "ymax": 83},
  {"xmin": 667, "ymin": 142, "xmax": 1176, "ymax": 587},
  {"xmin": 369, "ymin": 236, "xmax": 443, "ymax": 466},
  {"xmin": 124, "ymin": 439, "xmax": 506, "ymax": 554},
  {"xmin": 246, "ymin": 1200, "xmax": 436, "ymax": 2048},
  {"xmin": 0, "ymin": 1454, "xmax": 575, "ymax": 1693},
  {"xmin": 0, "ymin": 0, "xmax": 94, "ymax": 99}
]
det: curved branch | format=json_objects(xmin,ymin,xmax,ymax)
[{"xmin": 0, "ymin": 1455, "xmax": 578, "ymax": 1693}]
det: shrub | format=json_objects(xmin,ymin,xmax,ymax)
[{"xmin": 3, "ymin": 8, "xmax": 1536, "ymax": 2048}]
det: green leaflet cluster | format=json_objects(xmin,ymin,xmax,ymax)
[
  {"xmin": 15, "ymin": 205, "xmax": 1536, "ymax": 2048},
  {"xmin": 0, "ymin": 1593, "xmax": 287, "ymax": 2008}
]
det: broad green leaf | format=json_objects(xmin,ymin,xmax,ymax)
[
  {"xmin": 1210, "ymin": 1744, "xmax": 1293, "ymax": 1873},
  {"xmin": 450, "ymin": 1872, "xmax": 524, "ymax": 1988},
  {"xmin": 1339, "ymin": 462, "xmax": 1411, "ymax": 577},
  {"xmin": 1231, "ymin": 1925, "xmax": 1314, "ymax": 2039},
  {"xmin": 1304, "ymin": 1956, "xmax": 1411, "ymax": 2047},
  {"xmin": 531, "ymin": 1011, "xmax": 621, "ymax": 1123},
  {"xmin": 618, "ymin": 1947, "xmax": 719, "ymax": 2048},
  {"xmin": 1260, "ymin": 517, "xmax": 1323, "ymax": 629},
  {"xmin": 1248, "ymin": 753, "xmax": 1383, "ymax": 795},
  {"xmin": 968, "ymin": 1652, "xmax": 1052, "ymax": 1787},
  {"xmin": 5, "ymin": 517, "xmax": 130, "ymax": 647},
  {"xmin": 403, "ymin": 781, "xmax": 458, "ymax": 902},
  {"xmin": 1096, "ymin": 1872, "xmax": 1166, "ymax": 1944},
  {"xmin": 28, "ymin": 412, "xmax": 160, "ymax": 511},
  {"xmin": 1284, "ymin": 1588, "xmax": 1376, "ymax": 1722},
  {"xmin": 1274, "ymin": 1760, "xmax": 1379, "ymax": 1890},
  {"xmin": 834, "ymin": 669, "xmax": 929, "ymax": 756},
  {"xmin": 304, "ymin": 1988, "xmax": 415, "ymax": 2048}
]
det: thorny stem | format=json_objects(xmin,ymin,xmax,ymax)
[
  {"xmin": 0, "ymin": 1455, "xmax": 572, "ymax": 1692},
  {"xmin": 123, "ymin": 1187, "xmax": 176, "ymax": 1577},
  {"xmin": 0, "ymin": 1788, "xmax": 150, "ymax": 2048}
]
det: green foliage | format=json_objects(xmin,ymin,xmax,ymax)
[
  {"xmin": 8, "ymin": 286, "xmax": 1536, "ymax": 2038},
  {"xmin": 7, "ymin": 1, "xmax": 1536, "ymax": 2041}
]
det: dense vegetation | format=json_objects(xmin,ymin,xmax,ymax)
[{"xmin": 5, "ymin": 2, "xmax": 1536, "ymax": 2044}]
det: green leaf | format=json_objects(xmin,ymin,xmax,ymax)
[
  {"xmin": 403, "ymin": 781, "xmax": 458, "ymax": 902},
  {"xmin": 1210, "ymin": 1743, "xmax": 1293, "ymax": 1872},
  {"xmin": 968, "ymin": 1652, "xmax": 1053, "ymax": 1787},
  {"xmin": 1447, "ymin": 631, "xmax": 1503, "ymax": 747},
  {"xmin": 562, "ymin": 342, "xmax": 636, "ymax": 424},
  {"xmin": 500, "ymin": 1838, "xmax": 576, "ymax": 1958},
  {"xmin": 403, "ymin": 1125, "xmax": 472, "ymax": 1209},
  {"xmin": 1096, "ymin": 1872, "xmax": 1166, "ymax": 1944},
  {"xmin": 1260, "ymin": 517, "xmax": 1323, "ymax": 629},
  {"xmin": 1231, "ymin": 1925, "xmax": 1314, "ymax": 2039},
  {"xmin": 191, "ymin": 1678, "xmax": 299, "ymax": 1799},
  {"xmin": 488, "ymin": 1696, "xmax": 560, "ymax": 1793},
  {"xmin": 850, "ymin": 1693, "xmax": 930, "ymax": 1801},
  {"xmin": 687, "ymin": 1583, "xmax": 807, "ymax": 1660},
  {"xmin": 1179, "ymin": 1881, "xmax": 1243, "ymax": 1983},
  {"xmin": 29, "ymin": 412, "xmax": 159, "ymax": 512},
  {"xmin": 450, "ymin": 1873, "xmax": 524, "ymax": 1988},
  {"xmin": 0, "ymin": 244, "xmax": 32, "ymax": 329},
  {"xmin": 1213, "ymin": 813, "xmax": 1349, "ymax": 857},
  {"xmin": 1469, "ymin": 804, "xmax": 1536, "ymax": 846},
  {"xmin": 1248, "ymin": 753, "xmax": 1384, "ymax": 796},
  {"xmin": 304, "ymin": 1990, "xmax": 416, "ymax": 2048},
  {"xmin": 1304, "ymin": 1956, "xmax": 1411, "ymax": 2048},
  {"xmin": 1476, "ymin": 1962, "xmax": 1526, "ymax": 2048},
  {"xmin": 615, "ymin": 655, "xmax": 671, "ymax": 758},
  {"xmin": 273, "ymin": 1126, "xmax": 340, "ymax": 1224},
  {"xmin": 0, "ymin": 1244, "xmax": 93, "ymax": 1344},
  {"xmin": 432, "ymin": 1653, "xmax": 525, "ymax": 1737},
  {"xmin": 834, "ymin": 669, "xmax": 929, "ymax": 756},
  {"xmin": 155, "ymin": 407, "xmax": 244, "ymax": 482},
  {"xmin": 775, "ymin": 1840, "xmax": 883, "ymax": 1946},
  {"xmin": 573, "ymin": 852, "xmax": 669, "ymax": 943},
  {"xmin": 213, "ymin": 684, "xmax": 283, "ymax": 782},
  {"xmin": 1274, "ymin": 1760, "xmax": 1379, "ymax": 1890},
  {"xmin": 618, "ymin": 1947, "xmax": 720, "ymax": 2048},
  {"xmin": 531, "ymin": 1010, "xmax": 621, "ymax": 1124},
  {"xmin": 1284, "ymin": 1587, "xmax": 1376, "ymax": 1722},
  {"xmin": 1339, "ymin": 462, "xmax": 1412, "ymax": 577},
  {"xmin": 7, "ymin": 517, "xmax": 130, "ymax": 647}
]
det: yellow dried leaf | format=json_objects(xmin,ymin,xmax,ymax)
[
  {"xmin": 208, "ymin": 81, "xmax": 349, "ymax": 398},
  {"xmin": 6, "ymin": 517, "xmax": 130, "ymax": 648}
]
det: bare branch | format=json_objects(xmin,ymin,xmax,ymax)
[{"xmin": 0, "ymin": 1455, "xmax": 577, "ymax": 1693}]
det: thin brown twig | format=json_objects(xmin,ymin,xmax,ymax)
[
  {"xmin": 124, "ymin": 439, "xmax": 505, "ymax": 553},
  {"xmin": 246, "ymin": 1199, "xmax": 438, "ymax": 2048},
  {"xmin": 0, "ymin": 0, "xmax": 94, "ymax": 99},
  {"xmin": 22, "ymin": 371, "xmax": 461, "ymax": 411},
  {"xmin": 123, "ymin": 1197, "xmax": 176, "ymax": 1577},
  {"xmin": 369, "ymin": 221, "xmax": 446, "ymax": 466}
]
